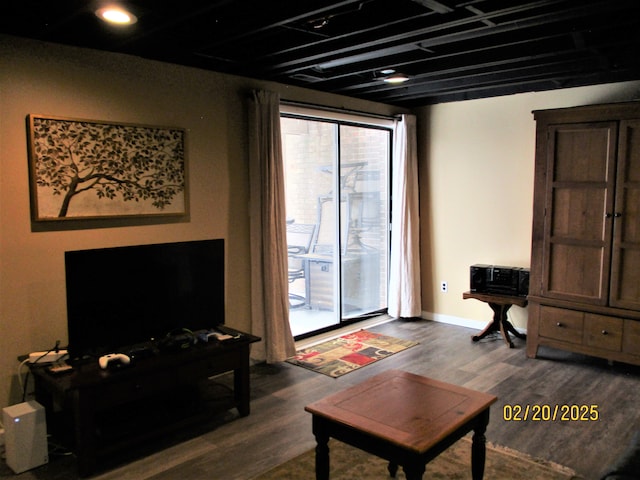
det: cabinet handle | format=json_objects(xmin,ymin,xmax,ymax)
[
  {"xmin": 605, "ymin": 213, "xmax": 612, "ymax": 218},
  {"xmin": 601, "ymin": 330, "xmax": 608, "ymax": 335},
  {"xmin": 556, "ymin": 322, "xmax": 564, "ymax": 327},
  {"xmin": 614, "ymin": 212, "xmax": 622, "ymax": 218}
]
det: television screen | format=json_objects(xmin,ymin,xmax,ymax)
[{"xmin": 65, "ymin": 239, "xmax": 225, "ymax": 361}]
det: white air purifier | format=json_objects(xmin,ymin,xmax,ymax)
[{"xmin": 2, "ymin": 400, "xmax": 49, "ymax": 474}]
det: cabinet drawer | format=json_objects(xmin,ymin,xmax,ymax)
[
  {"xmin": 539, "ymin": 306, "xmax": 584, "ymax": 344},
  {"xmin": 623, "ymin": 320, "xmax": 640, "ymax": 356},
  {"xmin": 584, "ymin": 314, "xmax": 622, "ymax": 352}
]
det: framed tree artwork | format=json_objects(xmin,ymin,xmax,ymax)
[{"xmin": 26, "ymin": 115, "xmax": 187, "ymax": 221}]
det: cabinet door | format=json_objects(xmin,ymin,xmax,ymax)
[
  {"xmin": 610, "ymin": 120, "xmax": 640, "ymax": 310},
  {"xmin": 542, "ymin": 122, "xmax": 617, "ymax": 305}
]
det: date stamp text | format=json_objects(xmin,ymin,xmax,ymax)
[{"xmin": 503, "ymin": 404, "xmax": 599, "ymax": 422}]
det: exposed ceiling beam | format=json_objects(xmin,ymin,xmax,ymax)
[
  {"xmin": 2, "ymin": 0, "xmax": 640, "ymax": 107},
  {"xmin": 409, "ymin": 0, "xmax": 454, "ymax": 14}
]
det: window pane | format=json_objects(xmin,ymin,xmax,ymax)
[
  {"xmin": 282, "ymin": 117, "xmax": 339, "ymax": 334},
  {"xmin": 282, "ymin": 115, "xmax": 390, "ymax": 337},
  {"xmin": 339, "ymin": 125, "xmax": 389, "ymax": 318}
]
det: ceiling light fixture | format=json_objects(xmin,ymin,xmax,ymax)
[
  {"xmin": 96, "ymin": 5, "xmax": 137, "ymax": 25},
  {"xmin": 383, "ymin": 73, "xmax": 410, "ymax": 84}
]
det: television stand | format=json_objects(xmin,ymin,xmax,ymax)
[{"xmin": 29, "ymin": 327, "xmax": 259, "ymax": 477}]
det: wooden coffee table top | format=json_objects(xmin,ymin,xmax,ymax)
[{"xmin": 305, "ymin": 370, "xmax": 497, "ymax": 453}]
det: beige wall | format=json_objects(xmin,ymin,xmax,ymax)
[
  {"xmin": 0, "ymin": 35, "xmax": 402, "ymax": 407},
  {"xmin": 417, "ymin": 80, "xmax": 640, "ymax": 332},
  {"xmin": 3, "ymin": 33, "xmax": 640, "ymax": 409}
]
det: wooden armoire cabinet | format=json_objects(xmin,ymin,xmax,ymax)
[{"xmin": 527, "ymin": 102, "xmax": 640, "ymax": 366}]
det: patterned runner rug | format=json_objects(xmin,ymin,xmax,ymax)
[{"xmin": 286, "ymin": 329, "xmax": 418, "ymax": 378}]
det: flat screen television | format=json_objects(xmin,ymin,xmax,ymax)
[{"xmin": 65, "ymin": 239, "xmax": 225, "ymax": 361}]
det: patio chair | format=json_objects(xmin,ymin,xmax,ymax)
[{"xmin": 287, "ymin": 223, "xmax": 317, "ymax": 309}]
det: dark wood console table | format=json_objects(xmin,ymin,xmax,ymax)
[
  {"xmin": 29, "ymin": 327, "xmax": 259, "ymax": 477},
  {"xmin": 463, "ymin": 291, "xmax": 527, "ymax": 348}
]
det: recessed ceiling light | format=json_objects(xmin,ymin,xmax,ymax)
[
  {"xmin": 383, "ymin": 73, "xmax": 410, "ymax": 84},
  {"xmin": 96, "ymin": 6, "xmax": 137, "ymax": 25}
]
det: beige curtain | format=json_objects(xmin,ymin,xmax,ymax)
[
  {"xmin": 388, "ymin": 114, "xmax": 422, "ymax": 318},
  {"xmin": 248, "ymin": 90, "xmax": 296, "ymax": 362}
]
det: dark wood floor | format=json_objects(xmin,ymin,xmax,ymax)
[{"xmin": 3, "ymin": 319, "xmax": 639, "ymax": 480}]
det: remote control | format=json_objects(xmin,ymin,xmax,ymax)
[{"xmin": 49, "ymin": 364, "xmax": 73, "ymax": 374}]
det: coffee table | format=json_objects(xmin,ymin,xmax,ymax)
[{"xmin": 305, "ymin": 370, "xmax": 497, "ymax": 480}]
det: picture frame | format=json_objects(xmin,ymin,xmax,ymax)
[{"xmin": 26, "ymin": 114, "xmax": 188, "ymax": 221}]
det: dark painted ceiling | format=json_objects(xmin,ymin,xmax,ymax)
[{"xmin": 3, "ymin": 0, "xmax": 640, "ymax": 107}]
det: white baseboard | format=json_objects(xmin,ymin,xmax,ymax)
[
  {"xmin": 421, "ymin": 311, "xmax": 527, "ymax": 335},
  {"xmin": 422, "ymin": 311, "xmax": 482, "ymax": 330}
]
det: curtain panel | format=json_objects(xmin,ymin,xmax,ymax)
[
  {"xmin": 388, "ymin": 114, "xmax": 422, "ymax": 318},
  {"xmin": 248, "ymin": 90, "xmax": 296, "ymax": 363}
]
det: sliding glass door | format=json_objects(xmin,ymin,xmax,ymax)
[{"xmin": 281, "ymin": 112, "xmax": 391, "ymax": 337}]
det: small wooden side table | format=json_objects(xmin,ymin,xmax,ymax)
[
  {"xmin": 463, "ymin": 291, "xmax": 528, "ymax": 348},
  {"xmin": 305, "ymin": 370, "xmax": 497, "ymax": 480}
]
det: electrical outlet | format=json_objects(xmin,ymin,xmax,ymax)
[{"xmin": 441, "ymin": 281, "xmax": 448, "ymax": 293}]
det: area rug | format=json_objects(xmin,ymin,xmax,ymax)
[
  {"xmin": 286, "ymin": 329, "xmax": 418, "ymax": 378},
  {"xmin": 252, "ymin": 437, "xmax": 583, "ymax": 480}
]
